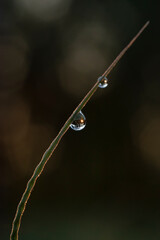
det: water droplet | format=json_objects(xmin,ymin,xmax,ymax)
[
  {"xmin": 70, "ymin": 111, "xmax": 86, "ymax": 131},
  {"xmin": 98, "ymin": 76, "xmax": 108, "ymax": 88}
]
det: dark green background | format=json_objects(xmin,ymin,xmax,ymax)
[{"xmin": 0, "ymin": 0, "xmax": 160, "ymax": 239}]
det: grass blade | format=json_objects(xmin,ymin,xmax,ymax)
[{"xmin": 10, "ymin": 21, "xmax": 149, "ymax": 240}]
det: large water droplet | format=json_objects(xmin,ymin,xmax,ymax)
[
  {"xmin": 98, "ymin": 76, "xmax": 108, "ymax": 88},
  {"xmin": 70, "ymin": 111, "xmax": 86, "ymax": 131}
]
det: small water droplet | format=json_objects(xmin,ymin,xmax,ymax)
[
  {"xmin": 70, "ymin": 111, "xmax": 86, "ymax": 131},
  {"xmin": 98, "ymin": 76, "xmax": 108, "ymax": 88}
]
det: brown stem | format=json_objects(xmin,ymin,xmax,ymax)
[{"xmin": 10, "ymin": 21, "xmax": 149, "ymax": 240}]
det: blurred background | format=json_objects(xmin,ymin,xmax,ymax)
[{"xmin": 0, "ymin": 0, "xmax": 160, "ymax": 239}]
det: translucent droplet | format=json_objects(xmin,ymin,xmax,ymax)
[
  {"xmin": 70, "ymin": 111, "xmax": 86, "ymax": 131},
  {"xmin": 98, "ymin": 76, "xmax": 108, "ymax": 88}
]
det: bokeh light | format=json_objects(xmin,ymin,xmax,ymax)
[
  {"xmin": 0, "ymin": 35, "xmax": 29, "ymax": 96},
  {"xmin": 15, "ymin": 0, "xmax": 73, "ymax": 22},
  {"xmin": 131, "ymin": 105, "xmax": 160, "ymax": 169},
  {"xmin": 59, "ymin": 22, "xmax": 116, "ymax": 97}
]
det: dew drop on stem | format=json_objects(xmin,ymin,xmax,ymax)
[
  {"xmin": 98, "ymin": 76, "xmax": 108, "ymax": 88},
  {"xmin": 70, "ymin": 110, "xmax": 86, "ymax": 131}
]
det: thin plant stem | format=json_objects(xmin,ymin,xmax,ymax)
[{"xmin": 10, "ymin": 21, "xmax": 149, "ymax": 240}]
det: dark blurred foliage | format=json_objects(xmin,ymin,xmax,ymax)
[{"xmin": 0, "ymin": 0, "xmax": 160, "ymax": 239}]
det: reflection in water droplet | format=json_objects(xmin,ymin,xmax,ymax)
[
  {"xmin": 70, "ymin": 111, "xmax": 86, "ymax": 131},
  {"xmin": 98, "ymin": 76, "xmax": 108, "ymax": 88}
]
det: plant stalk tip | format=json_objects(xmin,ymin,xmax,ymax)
[{"xmin": 102, "ymin": 21, "xmax": 150, "ymax": 78}]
